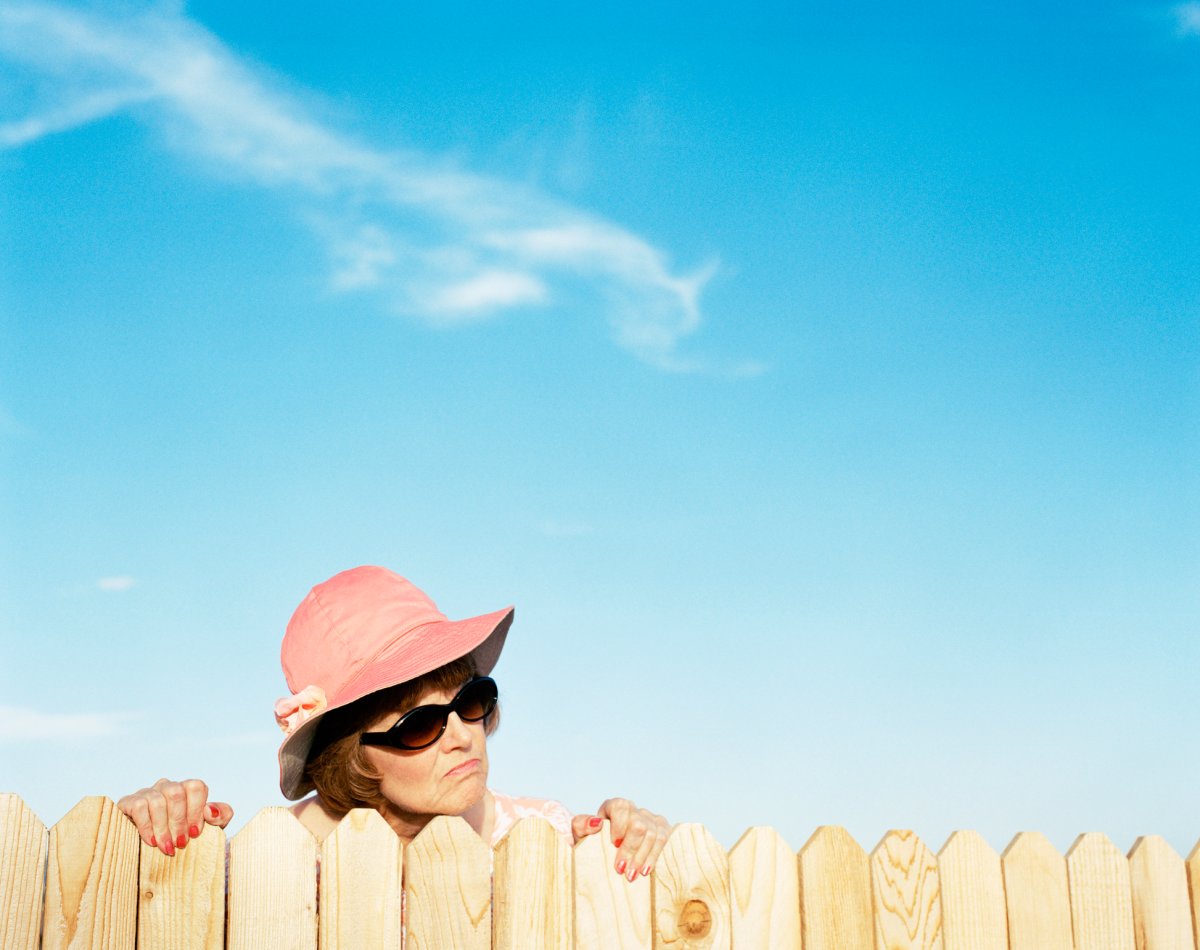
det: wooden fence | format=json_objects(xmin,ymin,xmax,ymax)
[{"xmin": 2, "ymin": 793, "xmax": 1199, "ymax": 949}]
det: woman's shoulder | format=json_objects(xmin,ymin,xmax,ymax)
[{"xmin": 490, "ymin": 789, "xmax": 573, "ymax": 844}]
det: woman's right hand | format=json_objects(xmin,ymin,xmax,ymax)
[{"xmin": 116, "ymin": 778, "xmax": 233, "ymax": 856}]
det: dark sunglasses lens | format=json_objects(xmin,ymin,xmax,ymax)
[
  {"xmin": 396, "ymin": 707, "xmax": 447, "ymax": 749},
  {"xmin": 457, "ymin": 679, "xmax": 497, "ymax": 721}
]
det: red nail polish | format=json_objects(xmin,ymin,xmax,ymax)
[
  {"xmin": 188, "ymin": 825, "xmax": 200, "ymax": 839},
  {"xmin": 616, "ymin": 860, "xmax": 626, "ymax": 874},
  {"xmin": 163, "ymin": 840, "xmax": 175, "ymax": 856},
  {"xmin": 641, "ymin": 865, "xmax": 652, "ymax": 877},
  {"xmin": 628, "ymin": 868, "xmax": 637, "ymax": 881},
  {"xmin": 208, "ymin": 804, "xmax": 220, "ymax": 819},
  {"xmin": 613, "ymin": 838, "xmax": 624, "ymax": 848},
  {"xmin": 588, "ymin": 817, "xmax": 601, "ymax": 828},
  {"xmin": 176, "ymin": 834, "xmax": 187, "ymax": 849},
  {"xmin": 149, "ymin": 835, "xmax": 156, "ymax": 848}
]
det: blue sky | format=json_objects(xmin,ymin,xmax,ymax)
[{"xmin": 2, "ymin": 0, "xmax": 1198, "ymax": 858}]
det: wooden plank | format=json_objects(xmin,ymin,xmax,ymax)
[
  {"xmin": 1066, "ymin": 832, "xmax": 1136, "ymax": 950},
  {"xmin": 404, "ymin": 814, "xmax": 491, "ymax": 950},
  {"xmin": 228, "ymin": 806, "xmax": 317, "ymax": 950},
  {"xmin": 1186, "ymin": 842, "xmax": 1200, "ymax": 950},
  {"xmin": 138, "ymin": 825, "xmax": 225, "ymax": 950},
  {"xmin": 870, "ymin": 829, "xmax": 943, "ymax": 950},
  {"xmin": 574, "ymin": 819, "xmax": 652, "ymax": 950},
  {"xmin": 653, "ymin": 823, "xmax": 730, "ymax": 950},
  {"xmin": 493, "ymin": 817, "xmax": 572, "ymax": 950},
  {"xmin": 937, "ymin": 830, "xmax": 1007, "ymax": 950},
  {"xmin": 43, "ymin": 796, "xmax": 139, "ymax": 950},
  {"xmin": 1000, "ymin": 832, "xmax": 1072, "ymax": 950},
  {"xmin": 1128, "ymin": 836, "xmax": 1194, "ymax": 950},
  {"xmin": 728, "ymin": 826, "xmax": 800, "ymax": 949},
  {"xmin": 0, "ymin": 793, "xmax": 48, "ymax": 950},
  {"xmin": 798, "ymin": 824, "xmax": 873, "ymax": 950},
  {"xmin": 319, "ymin": 809, "xmax": 402, "ymax": 950}
]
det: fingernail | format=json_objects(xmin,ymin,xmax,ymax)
[
  {"xmin": 149, "ymin": 835, "xmax": 156, "ymax": 848},
  {"xmin": 641, "ymin": 864, "xmax": 652, "ymax": 877},
  {"xmin": 208, "ymin": 804, "xmax": 220, "ymax": 819},
  {"xmin": 163, "ymin": 840, "xmax": 175, "ymax": 856},
  {"xmin": 614, "ymin": 838, "xmax": 624, "ymax": 847},
  {"xmin": 616, "ymin": 860, "xmax": 626, "ymax": 874},
  {"xmin": 176, "ymin": 834, "xmax": 187, "ymax": 849},
  {"xmin": 588, "ymin": 817, "xmax": 602, "ymax": 828},
  {"xmin": 189, "ymin": 824, "xmax": 200, "ymax": 839},
  {"xmin": 628, "ymin": 868, "xmax": 637, "ymax": 881}
]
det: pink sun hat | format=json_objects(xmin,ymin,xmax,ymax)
[{"xmin": 274, "ymin": 566, "xmax": 513, "ymax": 800}]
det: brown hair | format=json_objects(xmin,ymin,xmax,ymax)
[{"xmin": 304, "ymin": 655, "xmax": 500, "ymax": 814}]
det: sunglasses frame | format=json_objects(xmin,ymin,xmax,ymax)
[{"xmin": 360, "ymin": 676, "xmax": 498, "ymax": 751}]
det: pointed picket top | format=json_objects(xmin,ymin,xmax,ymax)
[
  {"xmin": 0, "ymin": 793, "xmax": 49, "ymax": 950},
  {"xmin": 405, "ymin": 814, "xmax": 491, "ymax": 950},
  {"xmin": 44, "ymin": 795, "xmax": 139, "ymax": 950},
  {"xmin": 797, "ymin": 824, "xmax": 872, "ymax": 950},
  {"xmin": 937, "ymin": 830, "xmax": 1007, "ymax": 950},
  {"xmin": 493, "ymin": 817, "xmax": 572, "ymax": 950},
  {"xmin": 1065, "ymin": 833, "xmax": 1135, "ymax": 950},
  {"xmin": 1127, "ymin": 835, "xmax": 1193, "ymax": 950},
  {"xmin": 653, "ymin": 822, "xmax": 730, "ymax": 950},
  {"xmin": 320, "ymin": 808, "xmax": 402, "ymax": 950},
  {"xmin": 1000, "ymin": 832, "xmax": 1072, "ymax": 950},
  {"xmin": 227, "ymin": 806, "xmax": 317, "ymax": 950},
  {"xmin": 574, "ymin": 819, "xmax": 652, "ymax": 950},
  {"xmin": 871, "ymin": 829, "xmax": 944, "ymax": 950},
  {"xmin": 138, "ymin": 825, "xmax": 225, "ymax": 950},
  {"xmin": 728, "ymin": 826, "xmax": 800, "ymax": 949}
]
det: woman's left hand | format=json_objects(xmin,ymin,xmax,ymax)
[{"xmin": 572, "ymin": 798, "xmax": 670, "ymax": 881}]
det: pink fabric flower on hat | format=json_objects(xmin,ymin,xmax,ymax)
[{"xmin": 274, "ymin": 685, "xmax": 327, "ymax": 736}]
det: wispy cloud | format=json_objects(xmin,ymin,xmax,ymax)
[
  {"xmin": 0, "ymin": 705, "xmax": 137, "ymax": 741},
  {"xmin": 96, "ymin": 575, "xmax": 136, "ymax": 592},
  {"xmin": 0, "ymin": 1, "xmax": 752, "ymax": 372},
  {"xmin": 1174, "ymin": 2, "xmax": 1200, "ymax": 35}
]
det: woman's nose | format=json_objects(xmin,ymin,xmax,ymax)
[{"xmin": 441, "ymin": 711, "xmax": 472, "ymax": 748}]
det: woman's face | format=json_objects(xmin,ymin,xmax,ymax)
[{"xmin": 361, "ymin": 681, "xmax": 490, "ymax": 825}]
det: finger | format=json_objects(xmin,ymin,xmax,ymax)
[
  {"xmin": 629, "ymin": 814, "xmax": 669, "ymax": 879},
  {"xmin": 614, "ymin": 812, "xmax": 651, "ymax": 881},
  {"xmin": 117, "ymin": 791, "xmax": 157, "ymax": 847},
  {"xmin": 182, "ymin": 779, "xmax": 209, "ymax": 842},
  {"xmin": 571, "ymin": 814, "xmax": 605, "ymax": 843},
  {"xmin": 157, "ymin": 779, "xmax": 190, "ymax": 853},
  {"xmin": 143, "ymin": 788, "xmax": 174, "ymax": 855},
  {"xmin": 204, "ymin": 801, "xmax": 234, "ymax": 829}
]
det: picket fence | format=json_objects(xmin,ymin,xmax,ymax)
[{"xmin": 2, "ymin": 793, "xmax": 1199, "ymax": 950}]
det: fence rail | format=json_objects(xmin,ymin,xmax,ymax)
[{"xmin": 3, "ymin": 792, "xmax": 1199, "ymax": 949}]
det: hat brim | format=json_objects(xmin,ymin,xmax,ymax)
[{"xmin": 277, "ymin": 605, "xmax": 513, "ymax": 800}]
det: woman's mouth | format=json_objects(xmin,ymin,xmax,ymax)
[{"xmin": 445, "ymin": 758, "xmax": 480, "ymax": 777}]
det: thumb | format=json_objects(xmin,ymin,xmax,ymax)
[
  {"xmin": 571, "ymin": 814, "xmax": 604, "ymax": 843},
  {"xmin": 204, "ymin": 802, "xmax": 234, "ymax": 829}
]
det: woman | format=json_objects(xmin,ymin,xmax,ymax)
[{"xmin": 118, "ymin": 566, "xmax": 670, "ymax": 880}]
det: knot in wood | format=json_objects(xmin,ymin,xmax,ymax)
[{"xmin": 678, "ymin": 899, "xmax": 712, "ymax": 938}]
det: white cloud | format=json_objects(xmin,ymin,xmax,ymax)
[
  {"xmin": 1174, "ymin": 2, "xmax": 1200, "ymax": 35},
  {"xmin": 0, "ymin": 0, "xmax": 754, "ymax": 373},
  {"xmin": 0, "ymin": 705, "xmax": 136, "ymax": 741},
  {"xmin": 96, "ymin": 575, "xmax": 136, "ymax": 592}
]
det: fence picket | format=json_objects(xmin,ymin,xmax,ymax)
[
  {"xmin": 43, "ymin": 796, "xmax": 139, "ymax": 950},
  {"xmin": 1066, "ymin": 832, "xmax": 1136, "ymax": 950},
  {"xmin": 574, "ymin": 820, "xmax": 652, "ymax": 950},
  {"xmin": 319, "ymin": 809, "xmax": 402, "ymax": 950},
  {"xmin": 493, "ymin": 817, "xmax": 572, "ymax": 949},
  {"xmin": 1000, "ymin": 832, "xmax": 1072, "ymax": 950},
  {"xmin": 137, "ymin": 826, "xmax": 225, "ymax": 950},
  {"xmin": 1187, "ymin": 843, "xmax": 1200, "ymax": 950},
  {"xmin": 937, "ymin": 831, "xmax": 1007, "ymax": 950},
  {"xmin": 227, "ymin": 806, "xmax": 317, "ymax": 950},
  {"xmin": 1128, "ymin": 836, "xmax": 1194, "ymax": 950},
  {"xmin": 653, "ymin": 822, "xmax": 731, "ymax": 950},
  {"xmin": 871, "ymin": 830, "xmax": 943, "ymax": 950},
  {"xmin": 404, "ymin": 814, "xmax": 491, "ymax": 950},
  {"xmin": 0, "ymin": 793, "xmax": 48, "ymax": 950},
  {"xmin": 727, "ymin": 826, "xmax": 800, "ymax": 949},
  {"xmin": 798, "ymin": 824, "xmax": 872, "ymax": 950}
]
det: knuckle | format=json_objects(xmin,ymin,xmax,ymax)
[
  {"xmin": 182, "ymin": 779, "xmax": 208, "ymax": 797},
  {"xmin": 163, "ymin": 785, "xmax": 187, "ymax": 806}
]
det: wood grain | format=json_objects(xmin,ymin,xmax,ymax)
[
  {"xmin": 653, "ymin": 822, "xmax": 730, "ymax": 950},
  {"xmin": 404, "ymin": 814, "xmax": 491, "ymax": 950},
  {"xmin": 319, "ymin": 809, "xmax": 402, "ymax": 950},
  {"xmin": 1185, "ymin": 842, "xmax": 1200, "ymax": 950},
  {"xmin": 43, "ymin": 796, "xmax": 139, "ymax": 950},
  {"xmin": 798, "ymin": 824, "xmax": 873, "ymax": 950},
  {"xmin": 1128, "ymin": 835, "xmax": 1194, "ymax": 950},
  {"xmin": 937, "ymin": 830, "xmax": 1007, "ymax": 950},
  {"xmin": 1001, "ymin": 831, "xmax": 1073, "ymax": 950},
  {"xmin": 871, "ymin": 830, "xmax": 943, "ymax": 950},
  {"xmin": 1066, "ymin": 832, "xmax": 1135, "ymax": 950},
  {"xmin": 137, "ymin": 825, "xmax": 225, "ymax": 950},
  {"xmin": 574, "ymin": 819, "xmax": 652, "ymax": 950},
  {"xmin": 493, "ymin": 817, "xmax": 572, "ymax": 949},
  {"xmin": 0, "ymin": 793, "xmax": 48, "ymax": 950},
  {"xmin": 728, "ymin": 826, "xmax": 800, "ymax": 949},
  {"xmin": 227, "ymin": 806, "xmax": 317, "ymax": 950}
]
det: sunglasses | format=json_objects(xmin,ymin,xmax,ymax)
[{"xmin": 360, "ymin": 676, "xmax": 498, "ymax": 751}]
